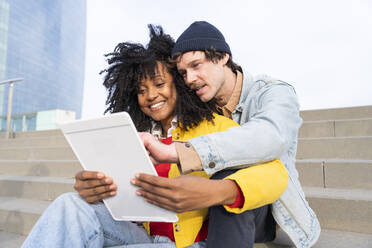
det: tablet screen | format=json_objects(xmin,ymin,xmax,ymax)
[{"xmin": 60, "ymin": 112, "xmax": 178, "ymax": 222}]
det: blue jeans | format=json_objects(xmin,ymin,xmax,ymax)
[{"xmin": 22, "ymin": 193, "xmax": 206, "ymax": 248}]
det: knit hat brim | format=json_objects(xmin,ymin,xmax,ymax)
[
  {"xmin": 171, "ymin": 21, "xmax": 231, "ymax": 57},
  {"xmin": 172, "ymin": 38, "xmax": 231, "ymax": 56}
]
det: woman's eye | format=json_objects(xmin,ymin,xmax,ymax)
[
  {"xmin": 156, "ymin": 82, "xmax": 165, "ymax": 87},
  {"xmin": 192, "ymin": 63, "xmax": 200, "ymax": 68},
  {"xmin": 138, "ymin": 89, "xmax": 145, "ymax": 94}
]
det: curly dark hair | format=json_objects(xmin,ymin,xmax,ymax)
[{"xmin": 101, "ymin": 25, "xmax": 217, "ymax": 132}]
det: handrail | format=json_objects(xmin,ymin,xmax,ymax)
[{"xmin": 0, "ymin": 78, "xmax": 24, "ymax": 139}]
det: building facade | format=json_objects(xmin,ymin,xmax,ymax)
[{"xmin": 0, "ymin": 0, "xmax": 86, "ymax": 131}]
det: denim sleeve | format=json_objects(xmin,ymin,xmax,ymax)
[{"xmin": 189, "ymin": 82, "xmax": 302, "ymax": 175}]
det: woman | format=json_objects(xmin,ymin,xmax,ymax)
[
  {"xmin": 101, "ymin": 25, "xmax": 239, "ymax": 248},
  {"xmin": 22, "ymin": 25, "xmax": 238, "ymax": 248}
]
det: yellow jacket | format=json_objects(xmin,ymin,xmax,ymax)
[{"xmin": 144, "ymin": 114, "xmax": 288, "ymax": 248}]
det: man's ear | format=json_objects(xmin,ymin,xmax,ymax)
[{"xmin": 222, "ymin": 53, "xmax": 230, "ymax": 65}]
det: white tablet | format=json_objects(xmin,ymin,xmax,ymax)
[{"xmin": 59, "ymin": 112, "xmax": 178, "ymax": 222}]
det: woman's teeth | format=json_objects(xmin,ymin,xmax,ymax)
[{"xmin": 150, "ymin": 102, "xmax": 165, "ymax": 110}]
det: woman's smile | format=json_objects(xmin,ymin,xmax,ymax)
[
  {"xmin": 150, "ymin": 101, "xmax": 165, "ymax": 111},
  {"xmin": 137, "ymin": 61, "xmax": 178, "ymax": 134}
]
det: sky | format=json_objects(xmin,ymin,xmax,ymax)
[{"xmin": 82, "ymin": 0, "xmax": 372, "ymax": 119}]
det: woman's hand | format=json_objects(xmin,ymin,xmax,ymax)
[{"xmin": 74, "ymin": 170, "xmax": 117, "ymax": 203}]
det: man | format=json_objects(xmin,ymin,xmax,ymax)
[{"xmin": 131, "ymin": 21, "xmax": 321, "ymax": 248}]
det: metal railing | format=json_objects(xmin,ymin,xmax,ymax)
[{"xmin": 0, "ymin": 78, "xmax": 24, "ymax": 139}]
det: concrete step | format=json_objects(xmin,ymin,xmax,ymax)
[
  {"xmin": 0, "ymin": 160, "xmax": 82, "ymax": 177},
  {"xmin": 297, "ymin": 159, "xmax": 325, "ymax": 188},
  {"xmin": 0, "ymin": 197, "xmax": 50, "ymax": 235},
  {"xmin": 0, "ymin": 231, "xmax": 26, "ymax": 248},
  {"xmin": 1, "ymin": 193, "xmax": 371, "ymax": 247},
  {"xmin": 0, "ymin": 229, "xmax": 370, "ymax": 248},
  {"xmin": 0, "ymin": 129, "xmax": 63, "ymax": 139},
  {"xmin": 304, "ymin": 187, "xmax": 372, "ymax": 234},
  {"xmin": 312, "ymin": 229, "xmax": 372, "ymax": 248},
  {"xmin": 0, "ymin": 135, "xmax": 69, "ymax": 148},
  {"xmin": 0, "ymin": 146, "xmax": 77, "ymax": 160},
  {"xmin": 300, "ymin": 105, "xmax": 372, "ymax": 121},
  {"xmin": 255, "ymin": 229, "xmax": 372, "ymax": 248},
  {"xmin": 297, "ymin": 159, "xmax": 372, "ymax": 189},
  {"xmin": 297, "ymin": 136, "xmax": 372, "ymax": 160},
  {"xmin": 299, "ymin": 118, "xmax": 372, "ymax": 138},
  {"xmin": 0, "ymin": 175, "xmax": 74, "ymax": 201},
  {"xmin": 2, "ymin": 136, "xmax": 371, "ymax": 161},
  {"xmin": 1, "ymin": 228, "xmax": 371, "ymax": 248}
]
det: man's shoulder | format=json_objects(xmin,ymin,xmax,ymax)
[
  {"xmin": 240, "ymin": 70, "xmax": 296, "ymax": 102},
  {"xmin": 249, "ymin": 73, "xmax": 293, "ymax": 89}
]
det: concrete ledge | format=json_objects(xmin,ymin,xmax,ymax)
[
  {"xmin": 296, "ymin": 160, "xmax": 324, "ymax": 187},
  {"xmin": 299, "ymin": 118, "xmax": 372, "ymax": 138},
  {"xmin": 0, "ymin": 231, "xmax": 26, "ymax": 248},
  {"xmin": 0, "ymin": 147, "xmax": 76, "ymax": 160},
  {"xmin": 0, "ymin": 175, "xmax": 74, "ymax": 201},
  {"xmin": 300, "ymin": 105, "xmax": 372, "ymax": 121},
  {"xmin": 304, "ymin": 187, "xmax": 372, "ymax": 234},
  {"xmin": 313, "ymin": 229, "xmax": 372, "ymax": 248},
  {"xmin": 0, "ymin": 136, "xmax": 69, "ymax": 148},
  {"xmin": 255, "ymin": 229, "xmax": 372, "ymax": 248},
  {"xmin": 0, "ymin": 129, "xmax": 63, "ymax": 139},
  {"xmin": 324, "ymin": 160, "xmax": 372, "ymax": 189},
  {"xmin": 299, "ymin": 120, "xmax": 334, "ymax": 138},
  {"xmin": 335, "ymin": 118, "xmax": 372, "ymax": 137},
  {"xmin": 297, "ymin": 136, "xmax": 372, "ymax": 160},
  {"xmin": 0, "ymin": 160, "xmax": 82, "ymax": 177},
  {"xmin": 0, "ymin": 197, "xmax": 50, "ymax": 235},
  {"xmin": 296, "ymin": 159, "xmax": 372, "ymax": 189}
]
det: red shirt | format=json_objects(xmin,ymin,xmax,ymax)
[{"xmin": 149, "ymin": 136, "xmax": 244, "ymax": 242}]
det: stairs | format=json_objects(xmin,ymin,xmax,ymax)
[
  {"xmin": 0, "ymin": 130, "xmax": 81, "ymax": 246},
  {"xmin": 295, "ymin": 106, "xmax": 372, "ymax": 247},
  {"xmin": 1, "ymin": 106, "xmax": 372, "ymax": 247}
]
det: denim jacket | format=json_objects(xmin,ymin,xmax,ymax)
[{"xmin": 189, "ymin": 70, "xmax": 321, "ymax": 248}]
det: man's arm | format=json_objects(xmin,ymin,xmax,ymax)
[
  {"xmin": 139, "ymin": 83, "xmax": 301, "ymax": 174},
  {"xmin": 187, "ymin": 82, "xmax": 302, "ymax": 174}
]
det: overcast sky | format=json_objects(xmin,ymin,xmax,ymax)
[{"xmin": 82, "ymin": 0, "xmax": 372, "ymax": 119}]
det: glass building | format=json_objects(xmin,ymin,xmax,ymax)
[{"xmin": 0, "ymin": 0, "xmax": 86, "ymax": 132}]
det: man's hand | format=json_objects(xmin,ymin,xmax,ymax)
[
  {"xmin": 139, "ymin": 132, "xmax": 179, "ymax": 164},
  {"xmin": 74, "ymin": 170, "xmax": 117, "ymax": 203},
  {"xmin": 130, "ymin": 173, "xmax": 238, "ymax": 212}
]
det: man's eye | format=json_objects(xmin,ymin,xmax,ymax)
[{"xmin": 156, "ymin": 82, "xmax": 165, "ymax": 87}]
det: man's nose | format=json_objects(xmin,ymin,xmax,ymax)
[{"xmin": 185, "ymin": 71, "xmax": 197, "ymax": 86}]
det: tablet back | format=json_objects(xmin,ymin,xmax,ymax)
[{"xmin": 60, "ymin": 112, "xmax": 178, "ymax": 222}]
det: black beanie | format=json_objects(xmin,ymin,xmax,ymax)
[{"xmin": 172, "ymin": 21, "xmax": 231, "ymax": 56}]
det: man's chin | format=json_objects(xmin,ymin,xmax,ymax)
[{"xmin": 199, "ymin": 94, "xmax": 213, "ymax": 103}]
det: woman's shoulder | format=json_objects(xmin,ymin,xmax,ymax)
[
  {"xmin": 212, "ymin": 113, "xmax": 238, "ymax": 123},
  {"xmin": 174, "ymin": 113, "xmax": 239, "ymax": 141},
  {"xmin": 211, "ymin": 113, "xmax": 239, "ymax": 126},
  {"xmin": 188, "ymin": 113, "xmax": 239, "ymax": 134}
]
